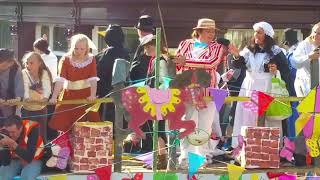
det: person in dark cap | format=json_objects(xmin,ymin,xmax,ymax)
[
  {"xmin": 129, "ymin": 15, "xmax": 157, "ymax": 155},
  {"xmin": 130, "ymin": 15, "xmax": 155, "ymax": 82},
  {"xmin": 96, "ymin": 24, "xmax": 129, "ymax": 122},
  {"xmin": 0, "ymin": 48, "xmax": 24, "ymax": 119}
]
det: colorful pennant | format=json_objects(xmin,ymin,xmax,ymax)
[
  {"xmin": 251, "ymin": 173, "xmax": 259, "ymax": 180},
  {"xmin": 122, "ymin": 172, "xmax": 143, "ymax": 180},
  {"xmin": 209, "ymin": 88, "xmax": 228, "ymax": 112},
  {"xmin": 227, "ymin": 164, "xmax": 245, "ymax": 180},
  {"xmin": 297, "ymin": 88, "xmax": 316, "ymax": 113},
  {"xmin": 257, "ymin": 91, "xmax": 275, "ymax": 116},
  {"xmin": 153, "ymin": 172, "xmax": 178, "ymax": 180},
  {"xmin": 135, "ymin": 152, "xmax": 153, "ymax": 167},
  {"xmin": 188, "ymin": 152, "xmax": 206, "ymax": 179},
  {"xmin": 279, "ymin": 174, "xmax": 297, "ymax": 180},
  {"xmin": 48, "ymin": 175, "xmax": 67, "ymax": 180},
  {"xmin": 95, "ymin": 165, "xmax": 112, "ymax": 180}
]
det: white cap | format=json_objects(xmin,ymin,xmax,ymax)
[{"xmin": 253, "ymin": 21, "xmax": 274, "ymax": 38}]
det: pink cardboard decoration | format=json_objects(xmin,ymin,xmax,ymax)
[
  {"xmin": 280, "ymin": 137, "xmax": 295, "ymax": 162},
  {"xmin": 122, "ymin": 87, "xmax": 196, "ymax": 139}
]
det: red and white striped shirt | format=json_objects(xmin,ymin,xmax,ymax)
[{"xmin": 176, "ymin": 39, "xmax": 223, "ymax": 88}]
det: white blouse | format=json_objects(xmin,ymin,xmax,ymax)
[
  {"xmin": 239, "ymin": 45, "xmax": 282, "ymax": 73},
  {"xmin": 22, "ymin": 69, "xmax": 52, "ymax": 99}
]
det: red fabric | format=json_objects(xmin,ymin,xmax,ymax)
[
  {"xmin": 266, "ymin": 172, "xmax": 286, "ymax": 179},
  {"xmin": 147, "ymin": 56, "xmax": 155, "ymax": 75},
  {"xmin": 122, "ymin": 172, "xmax": 143, "ymax": 180},
  {"xmin": 175, "ymin": 39, "xmax": 223, "ymax": 88},
  {"xmin": 257, "ymin": 91, "xmax": 274, "ymax": 116},
  {"xmin": 49, "ymin": 56, "xmax": 100, "ymax": 132},
  {"xmin": 95, "ymin": 165, "xmax": 112, "ymax": 180},
  {"xmin": 306, "ymin": 152, "xmax": 312, "ymax": 165}
]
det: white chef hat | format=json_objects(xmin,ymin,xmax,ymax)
[{"xmin": 253, "ymin": 21, "xmax": 274, "ymax": 38}]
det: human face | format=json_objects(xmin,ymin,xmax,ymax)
[
  {"xmin": 73, "ymin": 40, "xmax": 88, "ymax": 59},
  {"xmin": 312, "ymin": 26, "xmax": 320, "ymax": 46},
  {"xmin": 144, "ymin": 44, "xmax": 156, "ymax": 57},
  {"xmin": 25, "ymin": 55, "xmax": 41, "ymax": 73},
  {"xmin": 137, "ymin": 29, "xmax": 151, "ymax": 39},
  {"xmin": 5, "ymin": 125, "xmax": 22, "ymax": 141},
  {"xmin": 254, "ymin": 28, "xmax": 266, "ymax": 46},
  {"xmin": 198, "ymin": 28, "xmax": 215, "ymax": 43}
]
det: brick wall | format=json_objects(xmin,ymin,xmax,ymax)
[
  {"xmin": 240, "ymin": 126, "xmax": 280, "ymax": 169},
  {"xmin": 70, "ymin": 122, "xmax": 113, "ymax": 172}
]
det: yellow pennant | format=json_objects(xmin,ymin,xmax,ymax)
[
  {"xmin": 297, "ymin": 88, "xmax": 316, "ymax": 113},
  {"xmin": 85, "ymin": 102, "xmax": 102, "ymax": 113},
  {"xmin": 251, "ymin": 173, "xmax": 259, "ymax": 180},
  {"xmin": 98, "ymin": 31, "xmax": 106, "ymax": 37},
  {"xmin": 227, "ymin": 164, "xmax": 245, "ymax": 180},
  {"xmin": 48, "ymin": 175, "xmax": 67, "ymax": 180},
  {"xmin": 295, "ymin": 113, "xmax": 312, "ymax": 136}
]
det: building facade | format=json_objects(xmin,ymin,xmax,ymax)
[{"xmin": 0, "ymin": 0, "xmax": 319, "ymax": 59}]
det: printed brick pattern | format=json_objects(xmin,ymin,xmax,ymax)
[
  {"xmin": 240, "ymin": 126, "xmax": 280, "ymax": 169},
  {"xmin": 70, "ymin": 122, "xmax": 113, "ymax": 172}
]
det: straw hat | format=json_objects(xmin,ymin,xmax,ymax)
[{"xmin": 193, "ymin": 18, "xmax": 216, "ymax": 30}]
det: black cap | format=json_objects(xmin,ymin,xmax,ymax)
[
  {"xmin": 0, "ymin": 48, "xmax": 14, "ymax": 63},
  {"xmin": 217, "ymin": 38, "xmax": 230, "ymax": 47},
  {"xmin": 135, "ymin": 15, "xmax": 154, "ymax": 33},
  {"xmin": 104, "ymin": 24, "xmax": 125, "ymax": 47},
  {"xmin": 284, "ymin": 28, "xmax": 298, "ymax": 46}
]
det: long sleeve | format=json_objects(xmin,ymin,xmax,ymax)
[
  {"xmin": 292, "ymin": 40, "xmax": 311, "ymax": 66},
  {"xmin": 15, "ymin": 126, "xmax": 39, "ymax": 163},
  {"xmin": 14, "ymin": 67, "xmax": 24, "ymax": 99},
  {"xmin": 42, "ymin": 70, "xmax": 52, "ymax": 98},
  {"xmin": 231, "ymin": 56, "xmax": 247, "ymax": 69},
  {"xmin": 21, "ymin": 70, "xmax": 31, "ymax": 99}
]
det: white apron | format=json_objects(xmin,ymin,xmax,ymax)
[{"xmin": 231, "ymin": 71, "xmax": 272, "ymax": 148}]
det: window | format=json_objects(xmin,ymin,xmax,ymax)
[
  {"xmin": 53, "ymin": 26, "xmax": 68, "ymax": 52},
  {"xmin": 0, "ymin": 21, "xmax": 12, "ymax": 49},
  {"xmin": 225, "ymin": 29, "xmax": 286, "ymax": 50}
]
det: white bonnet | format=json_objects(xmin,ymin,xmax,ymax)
[{"xmin": 253, "ymin": 21, "xmax": 274, "ymax": 38}]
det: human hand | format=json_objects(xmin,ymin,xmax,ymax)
[
  {"xmin": 87, "ymin": 95, "xmax": 97, "ymax": 102},
  {"xmin": 309, "ymin": 49, "xmax": 320, "ymax": 61},
  {"xmin": 228, "ymin": 44, "xmax": 240, "ymax": 58},
  {"xmin": 49, "ymin": 97, "xmax": 57, "ymax": 104},
  {"xmin": 172, "ymin": 56, "xmax": 186, "ymax": 66},
  {"xmin": 0, "ymin": 135, "xmax": 17, "ymax": 150}
]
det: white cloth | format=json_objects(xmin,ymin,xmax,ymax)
[
  {"xmin": 253, "ymin": 21, "xmax": 274, "ymax": 38},
  {"xmin": 292, "ymin": 39, "xmax": 318, "ymax": 97},
  {"xmin": 41, "ymin": 52, "xmax": 58, "ymax": 81},
  {"xmin": 179, "ymin": 102, "xmax": 220, "ymax": 163},
  {"xmin": 232, "ymin": 71, "xmax": 272, "ymax": 148},
  {"xmin": 22, "ymin": 69, "xmax": 52, "ymax": 99}
]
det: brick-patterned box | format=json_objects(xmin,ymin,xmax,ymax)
[
  {"xmin": 240, "ymin": 126, "xmax": 280, "ymax": 169},
  {"xmin": 70, "ymin": 122, "xmax": 113, "ymax": 172}
]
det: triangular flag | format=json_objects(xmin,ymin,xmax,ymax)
[
  {"xmin": 251, "ymin": 173, "xmax": 259, "ymax": 180},
  {"xmin": 48, "ymin": 175, "xmax": 67, "ymax": 180},
  {"xmin": 227, "ymin": 164, "xmax": 245, "ymax": 180},
  {"xmin": 257, "ymin": 91, "xmax": 274, "ymax": 116},
  {"xmin": 279, "ymin": 174, "xmax": 297, "ymax": 180},
  {"xmin": 303, "ymin": 115, "xmax": 314, "ymax": 138},
  {"xmin": 297, "ymin": 88, "xmax": 316, "ymax": 113},
  {"xmin": 95, "ymin": 165, "xmax": 112, "ymax": 180},
  {"xmin": 153, "ymin": 172, "xmax": 178, "ymax": 180},
  {"xmin": 209, "ymin": 88, "xmax": 228, "ymax": 112},
  {"xmin": 98, "ymin": 31, "xmax": 106, "ymax": 37},
  {"xmin": 135, "ymin": 152, "xmax": 153, "ymax": 167},
  {"xmin": 295, "ymin": 113, "xmax": 312, "ymax": 136},
  {"xmin": 266, "ymin": 172, "xmax": 286, "ymax": 179},
  {"xmin": 315, "ymin": 86, "xmax": 320, "ymax": 112},
  {"xmin": 188, "ymin": 152, "xmax": 206, "ymax": 179},
  {"xmin": 219, "ymin": 175, "xmax": 230, "ymax": 180},
  {"xmin": 87, "ymin": 174, "xmax": 99, "ymax": 180}
]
